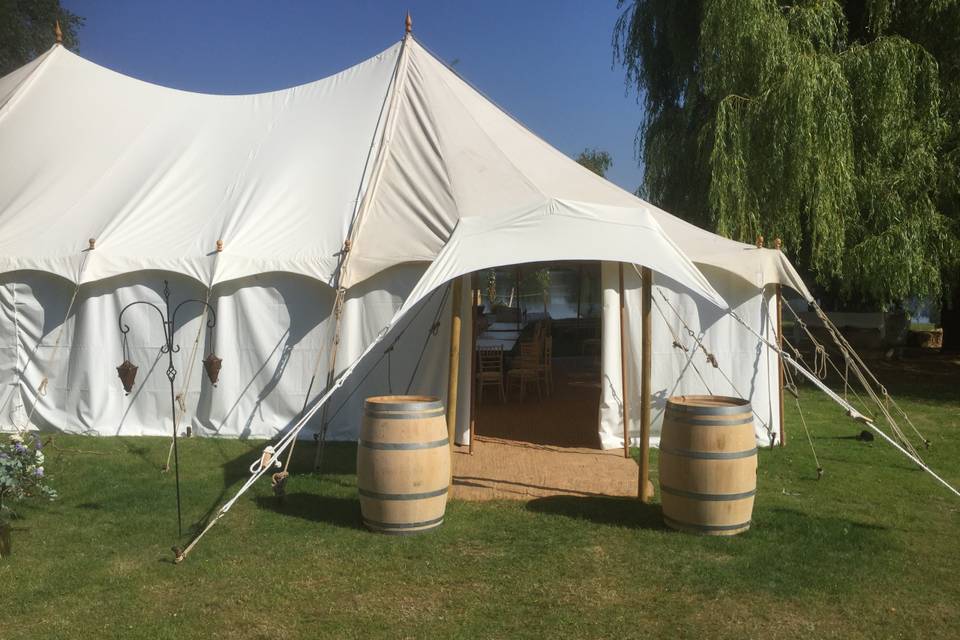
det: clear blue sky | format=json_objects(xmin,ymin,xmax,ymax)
[{"xmin": 62, "ymin": 1, "xmax": 645, "ymax": 191}]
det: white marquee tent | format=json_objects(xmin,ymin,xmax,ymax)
[{"xmin": 0, "ymin": 32, "xmax": 813, "ymax": 450}]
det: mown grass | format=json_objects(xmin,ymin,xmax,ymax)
[{"xmin": 1, "ymin": 361, "xmax": 958, "ymax": 639}]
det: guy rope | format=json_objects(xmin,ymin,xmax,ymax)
[
  {"xmin": 173, "ymin": 287, "xmax": 443, "ymax": 563},
  {"xmin": 637, "ymin": 265, "xmax": 776, "ymax": 445},
  {"xmin": 782, "ymin": 300, "xmax": 928, "ymax": 458},
  {"xmin": 726, "ymin": 308, "xmax": 960, "ymax": 499}
]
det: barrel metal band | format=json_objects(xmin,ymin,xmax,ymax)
[
  {"xmin": 664, "ymin": 515, "xmax": 752, "ymax": 532},
  {"xmin": 364, "ymin": 407, "xmax": 446, "ymax": 420},
  {"xmin": 364, "ymin": 399, "xmax": 443, "ymax": 412},
  {"xmin": 359, "ymin": 438, "xmax": 449, "ymax": 451},
  {"xmin": 661, "ymin": 485, "xmax": 757, "ymax": 501},
  {"xmin": 660, "ymin": 446, "xmax": 757, "ymax": 460},
  {"xmin": 666, "ymin": 415, "xmax": 754, "ymax": 427},
  {"xmin": 358, "ymin": 486, "xmax": 448, "ymax": 501},
  {"xmin": 666, "ymin": 397, "xmax": 751, "ymax": 415},
  {"xmin": 362, "ymin": 515, "xmax": 444, "ymax": 530}
]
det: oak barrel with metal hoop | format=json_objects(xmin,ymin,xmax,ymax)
[
  {"xmin": 357, "ymin": 395, "xmax": 450, "ymax": 534},
  {"xmin": 659, "ymin": 395, "xmax": 757, "ymax": 535}
]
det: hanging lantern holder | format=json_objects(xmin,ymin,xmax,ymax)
[{"xmin": 117, "ymin": 280, "xmax": 219, "ymax": 537}]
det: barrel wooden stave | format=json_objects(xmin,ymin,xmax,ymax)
[
  {"xmin": 357, "ymin": 395, "xmax": 450, "ymax": 535},
  {"xmin": 659, "ymin": 395, "xmax": 757, "ymax": 536}
]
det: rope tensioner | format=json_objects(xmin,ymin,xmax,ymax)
[
  {"xmin": 88, "ymin": 238, "xmax": 96, "ymax": 250},
  {"xmin": 254, "ymin": 445, "xmax": 283, "ymax": 473},
  {"xmin": 216, "ymin": 239, "xmax": 223, "ymax": 253}
]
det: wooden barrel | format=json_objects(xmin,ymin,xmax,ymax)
[
  {"xmin": 659, "ymin": 395, "xmax": 757, "ymax": 536},
  {"xmin": 357, "ymin": 395, "xmax": 450, "ymax": 535}
]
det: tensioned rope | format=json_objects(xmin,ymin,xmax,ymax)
[
  {"xmin": 174, "ymin": 286, "xmax": 444, "ymax": 563},
  {"xmin": 641, "ymin": 268, "xmax": 776, "ymax": 444},
  {"xmin": 650, "ymin": 295, "xmax": 714, "ymax": 395},
  {"xmin": 726, "ymin": 308, "xmax": 960, "ymax": 498},
  {"xmin": 313, "ymin": 285, "xmax": 447, "ymax": 477},
  {"xmin": 781, "ymin": 327, "xmax": 875, "ymax": 423},
  {"xmin": 781, "ymin": 353, "xmax": 823, "ymax": 478},
  {"xmin": 808, "ymin": 302, "xmax": 930, "ymax": 449},
  {"xmin": 273, "ymin": 301, "xmax": 344, "ymax": 492},
  {"xmin": 783, "ymin": 301, "xmax": 926, "ymax": 457},
  {"xmin": 310, "ymin": 37, "xmax": 411, "ymax": 473}
]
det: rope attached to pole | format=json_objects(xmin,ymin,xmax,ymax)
[{"xmin": 642, "ymin": 268, "xmax": 775, "ymax": 443}]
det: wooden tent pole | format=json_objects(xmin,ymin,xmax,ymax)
[
  {"xmin": 776, "ymin": 283, "xmax": 786, "ymax": 446},
  {"xmin": 468, "ymin": 286, "xmax": 478, "ymax": 455},
  {"xmin": 576, "ymin": 263, "xmax": 583, "ymax": 333},
  {"xmin": 774, "ymin": 237, "xmax": 786, "ymax": 447},
  {"xmin": 515, "ymin": 266, "xmax": 521, "ymax": 330},
  {"xmin": 618, "ymin": 263, "xmax": 630, "ymax": 459},
  {"xmin": 446, "ymin": 277, "xmax": 464, "ymax": 483},
  {"xmin": 639, "ymin": 266, "xmax": 653, "ymax": 502}
]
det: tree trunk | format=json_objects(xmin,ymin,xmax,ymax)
[
  {"xmin": 941, "ymin": 267, "xmax": 960, "ymax": 354},
  {"xmin": 0, "ymin": 522, "xmax": 11, "ymax": 558}
]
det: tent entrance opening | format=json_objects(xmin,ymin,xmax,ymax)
[{"xmin": 472, "ymin": 262, "xmax": 602, "ymax": 448}]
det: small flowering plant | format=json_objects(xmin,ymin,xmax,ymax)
[{"xmin": 0, "ymin": 433, "xmax": 57, "ymax": 526}]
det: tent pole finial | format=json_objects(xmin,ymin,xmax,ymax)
[
  {"xmin": 405, "ymin": 12, "xmax": 412, "ymax": 35},
  {"xmin": 774, "ymin": 237, "xmax": 782, "ymax": 251},
  {"xmin": 756, "ymin": 235, "xmax": 764, "ymax": 249},
  {"xmin": 55, "ymin": 18, "xmax": 63, "ymax": 44}
]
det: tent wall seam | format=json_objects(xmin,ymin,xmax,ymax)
[{"xmin": 313, "ymin": 35, "xmax": 413, "ymax": 469}]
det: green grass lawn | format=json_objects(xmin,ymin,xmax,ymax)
[{"xmin": 2, "ymin": 363, "xmax": 958, "ymax": 639}]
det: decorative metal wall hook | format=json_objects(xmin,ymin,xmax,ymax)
[{"xmin": 116, "ymin": 280, "xmax": 219, "ymax": 537}]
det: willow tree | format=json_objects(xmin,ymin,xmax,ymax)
[
  {"xmin": 614, "ymin": 0, "xmax": 958, "ymax": 314},
  {"xmin": 576, "ymin": 148, "xmax": 614, "ymax": 177}
]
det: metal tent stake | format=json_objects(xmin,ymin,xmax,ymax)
[{"xmin": 117, "ymin": 280, "xmax": 218, "ymax": 537}]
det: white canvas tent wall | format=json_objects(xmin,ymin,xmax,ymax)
[{"xmin": 0, "ymin": 33, "xmax": 812, "ymax": 448}]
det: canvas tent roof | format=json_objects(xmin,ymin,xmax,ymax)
[{"xmin": 0, "ymin": 35, "xmax": 811, "ymax": 302}]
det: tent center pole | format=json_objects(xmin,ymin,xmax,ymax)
[
  {"xmin": 446, "ymin": 277, "xmax": 463, "ymax": 485},
  {"xmin": 639, "ymin": 267, "xmax": 653, "ymax": 502}
]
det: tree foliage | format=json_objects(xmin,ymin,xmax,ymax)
[
  {"xmin": 0, "ymin": 0, "xmax": 83, "ymax": 76},
  {"xmin": 615, "ymin": 0, "xmax": 959, "ymax": 307},
  {"xmin": 576, "ymin": 148, "xmax": 614, "ymax": 177}
]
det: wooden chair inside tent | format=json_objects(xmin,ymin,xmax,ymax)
[
  {"xmin": 536, "ymin": 335, "xmax": 554, "ymax": 396},
  {"xmin": 476, "ymin": 345, "xmax": 506, "ymax": 403},
  {"xmin": 507, "ymin": 340, "xmax": 542, "ymax": 401}
]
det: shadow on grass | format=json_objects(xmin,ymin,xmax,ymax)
[
  {"xmin": 253, "ymin": 492, "xmax": 363, "ymax": 531},
  {"xmin": 525, "ymin": 495, "xmax": 667, "ymax": 530},
  {"xmin": 184, "ymin": 440, "xmax": 360, "ymax": 538},
  {"xmin": 699, "ymin": 506, "xmax": 897, "ymax": 596}
]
